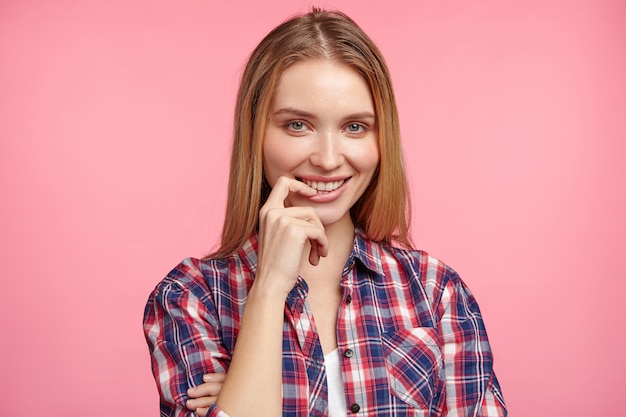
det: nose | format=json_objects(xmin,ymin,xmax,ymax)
[{"xmin": 310, "ymin": 131, "xmax": 344, "ymax": 171}]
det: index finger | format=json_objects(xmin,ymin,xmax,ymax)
[{"xmin": 264, "ymin": 176, "xmax": 316, "ymax": 209}]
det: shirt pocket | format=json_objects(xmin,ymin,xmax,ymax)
[{"xmin": 381, "ymin": 326, "xmax": 444, "ymax": 410}]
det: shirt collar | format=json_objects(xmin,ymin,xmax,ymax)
[
  {"xmin": 238, "ymin": 232, "xmax": 259, "ymax": 273},
  {"xmin": 351, "ymin": 227, "xmax": 386, "ymax": 278},
  {"xmin": 237, "ymin": 227, "xmax": 386, "ymax": 279}
]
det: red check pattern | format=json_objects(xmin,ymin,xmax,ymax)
[{"xmin": 144, "ymin": 229, "xmax": 507, "ymax": 416}]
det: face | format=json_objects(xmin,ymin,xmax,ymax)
[{"xmin": 263, "ymin": 60, "xmax": 379, "ymax": 227}]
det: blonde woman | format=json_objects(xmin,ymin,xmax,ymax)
[{"xmin": 144, "ymin": 9, "xmax": 507, "ymax": 417}]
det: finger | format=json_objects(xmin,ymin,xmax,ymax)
[
  {"xmin": 257, "ymin": 217, "xmax": 328, "ymax": 271},
  {"xmin": 302, "ymin": 215, "xmax": 329, "ymax": 259},
  {"xmin": 280, "ymin": 215, "xmax": 328, "ymax": 254},
  {"xmin": 197, "ymin": 407, "xmax": 209, "ymax": 417},
  {"xmin": 186, "ymin": 396, "xmax": 218, "ymax": 410},
  {"xmin": 288, "ymin": 215, "xmax": 328, "ymax": 260},
  {"xmin": 303, "ymin": 224, "xmax": 329, "ymax": 264},
  {"xmin": 262, "ymin": 206, "xmax": 321, "ymax": 230},
  {"xmin": 203, "ymin": 372, "xmax": 226, "ymax": 383},
  {"xmin": 263, "ymin": 176, "xmax": 316, "ymax": 209},
  {"xmin": 259, "ymin": 207, "xmax": 326, "ymax": 255},
  {"xmin": 187, "ymin": 382, "xmax": 223, "ymax": 398},
  {"xmin": 309, "ymin": 241, "xmax": 321, "ymax": 266}
]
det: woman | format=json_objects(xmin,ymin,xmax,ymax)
[{"xmin": 144, "ymin": 9, "xmax": 507, "ymax": 417}]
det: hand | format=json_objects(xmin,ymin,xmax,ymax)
[
  {"xmin": 256, "ymin": 176, "xmax": 329, "ymax": 296},
  {"xmin": 186, "ymin": 373, "xmax": 226, "ymax": 417}
]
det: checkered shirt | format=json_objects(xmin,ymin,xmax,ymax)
[{"xmin": 144, "ymin": 229, "xmax": 507, "ymax": 416}]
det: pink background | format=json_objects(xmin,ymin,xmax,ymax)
[{"xmin": 1, "ymin": 0, "xmax": 624, "ymax": 415}]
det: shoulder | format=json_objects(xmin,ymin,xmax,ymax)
[
  {"xmin": 145, "ymin": 259, "xmax": 212, "ymax": 309},
  {"xmin": 376, "ymin": 240, "xmax": 460, "ymax": 285},
  {"xmin": 381, "ymin": 245, "xmax": 488, "ymax": 320},
  {"xmin": 149, "ymin": 248, "xmax": 252, "ymax": 303},
  {"xmin": 149, "ymin": 231, "xmax": 258, "ymax": 300},
  {"xmin": 361, "ymin": 238, "xmax": 465, "ymax": 309}
]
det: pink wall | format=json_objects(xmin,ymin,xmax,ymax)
[{"xmin": 1, "ymin": 1, "xmax": 624, "ymax": 415}]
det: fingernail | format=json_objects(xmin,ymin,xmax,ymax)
[{"xmin": 203, "ymin": 374, "xmax": 212, "ymax": 381}]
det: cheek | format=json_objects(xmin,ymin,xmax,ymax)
[
  {"xmin": 351, "ymin": 140, "xmax": 380, "ymax": 175},
  {"xmin": 262, "ymin": 136, "xmax": 293, "ymax": 185}
]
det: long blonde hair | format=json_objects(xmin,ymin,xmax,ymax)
[{"xmin": 208, "ymin": 9, "xmax": 412, "ymax": 259}]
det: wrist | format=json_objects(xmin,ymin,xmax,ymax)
[{"xmin": 251, "ymin": 272, "xmax": 295, "ymax": 300}]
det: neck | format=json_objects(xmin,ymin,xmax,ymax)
[
  {"xmin": 299, "ymin": 213, "xmax": 355, "ymax": 282},
  {"xmin": 324, "ymin": 213, "xmax": 355, "ymax": 248}
]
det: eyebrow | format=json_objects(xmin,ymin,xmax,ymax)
[
  {"xmin": 271, "ymin": 107, "xmax": 376, "ymax": 121},
  {"xmin": 272, "ymin": 108, "xmax": 315, "ymax": 118}
]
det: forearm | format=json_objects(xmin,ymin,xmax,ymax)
[
  {"xmin": 214, "ymin": 176, "xmax": 328, "ymax": 416},
  {"xmin": 215, "ymin": 282, "xmax": 285, "ymax": 417}
]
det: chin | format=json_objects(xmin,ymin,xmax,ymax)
[{"xmin": 313, "ymin": 207, "xmax": 352, "ymax": 228}]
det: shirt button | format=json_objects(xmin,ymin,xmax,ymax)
[
  {"xmin": 350, "ymin": 403, "xmax": 360, "ymax": 413},
  {"xmin": 345, "ymin": 295, "xmax": 352, "ymax": 304},
  {"xmin": 343, "ymin": 349, "xmax": 354, "ymax": 358}
]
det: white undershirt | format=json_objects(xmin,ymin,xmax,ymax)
[{"xmin": 324, "ymin": 349, "xmax": 348, "ymax": 417}]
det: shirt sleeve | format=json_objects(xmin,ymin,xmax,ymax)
[
  {"xmin": 143, "ymin": 259, "xmax": 231, "ymax": 417},
  {"xmin": 437, "ymin": 273, "xmax": 507, "ymax": 416}
]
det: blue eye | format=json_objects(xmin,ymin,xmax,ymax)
[
  {"xmin": 289, "ymin": 121, "xmax": 305, "ymax": 130},
  {"xmin": 346, "ymin": 123, "xmax": 365, "ymax": 133}
]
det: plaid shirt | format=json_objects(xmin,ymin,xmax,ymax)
[{"xmin": 144, "ymin": 229, "xmax": 507, "ymax": 417}]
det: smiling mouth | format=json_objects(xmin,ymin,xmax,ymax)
[{"xmin": 297, "ymin": 178, "xmax": 348, "ymax": 193}]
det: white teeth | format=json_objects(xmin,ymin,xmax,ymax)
[{"xmin": 303, "ymin": 179, "xmax": 345, "ymax": 192}]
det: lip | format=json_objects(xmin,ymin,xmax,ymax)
[
  {"xmin": 297, "ymin": 175, "xmax": 349, "ymax": 183},
  {"xmin": 296, "ymin": 176, "xmax": 351, "ymax": 203}
]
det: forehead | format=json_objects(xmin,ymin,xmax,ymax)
[{"xmin": 271, "ymin": 60, "xmax": 375, "ymax": 115}]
